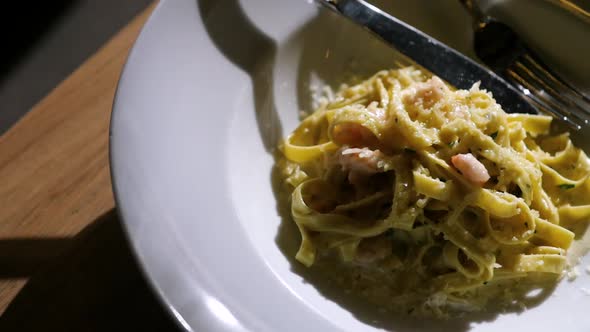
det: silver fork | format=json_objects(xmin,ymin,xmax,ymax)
[{"xmin": 460, "ymin": 0, "xmax": 590, "ymax": 130}]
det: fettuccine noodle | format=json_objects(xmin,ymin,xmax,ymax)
[{"xmin": 276, "ymin": 67, "xmax": 590, "ymax": 316}]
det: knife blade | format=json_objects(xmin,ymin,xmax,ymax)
[{"xmin": 315, "ymin": 0, "xmax": 538, "ymax": 115}]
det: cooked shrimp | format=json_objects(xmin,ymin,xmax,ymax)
[
  {"xmin": 339, "ymin": 148, "xmax": 386, "ymax": 175},
  {"xmin": 339, "ymin": 147, "xmax": 388, "ymax": 185},
  {"xmin": 451, "ymin": 153, "xmax": 490, "ymax": 186},
  {"xmin": 403, "ymin": 76, "xmax": 449, "ymax": 109},
  {"xmin": 331, "ymin": 123, "xmax": 377, "ymax": 147}
]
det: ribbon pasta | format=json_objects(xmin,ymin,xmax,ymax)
[{"xmin": 276, "ymin": 67, "xmax": 590, "ymax": 316}]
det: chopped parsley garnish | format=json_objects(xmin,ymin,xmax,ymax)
[
  {"xmin": 448, "ymin": 141, "xmax": 457, "ymax": 148},
  {"xmin": 490, "ymin": 131, "xmax": 498, "ymax": 139},
  {"xmin": 558, "ymin": 183, "xmax": 575, "ymax": 190}
]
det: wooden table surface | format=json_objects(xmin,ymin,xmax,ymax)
[{"xmin": 0, "ymin": 3, "xmax": 180, "ymax": 331}]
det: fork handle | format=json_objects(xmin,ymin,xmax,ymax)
[{"xmin": 327, "ymin": 0, "xmax": 538, "ymax": 114}]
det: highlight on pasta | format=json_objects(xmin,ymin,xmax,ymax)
[{"xmin": 275, "ymin": 66, "xmax": 590, "ymax": 316}]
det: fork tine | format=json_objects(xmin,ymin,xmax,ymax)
[
  {"xmin": 517, "ymin": 54, "xmax": 590, "ymax": 115},
  {"xmin": 506, "ymin": 68, "xmax": 585, "ymax": 130},
  {"xmin": 470, "ymin": 18, "xmax": 590, "ymax": 128},
  {"xmin": 510, "ymin": 66, "xmax": 589, "ymax": 128},
  {"xmin": 520, "ymin": 54, "xmax": 590, "ymax": 101},
  {"xmin": 508, "ymin": 53, "xmax": 590, "ymax": 126},
  {"xmin": 514, "ymin": 60, "xmax": 590, "ymax": 119},
  {"xmin": 512, "ymin": 60, "xmax": 590, "ymax": 125}
]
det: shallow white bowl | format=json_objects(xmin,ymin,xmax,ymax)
[{"xmin": 110, "ymin": 0, "xmax": 590, "ymax": 331}]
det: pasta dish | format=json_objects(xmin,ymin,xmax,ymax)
[{"xmin": 275, "ymin": 67, "xmax": 590, "ymax": 316}]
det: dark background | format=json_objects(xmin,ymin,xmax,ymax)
[{"xmin": 0, "ymin": 1, "xmax": 152, "ymax": 134}]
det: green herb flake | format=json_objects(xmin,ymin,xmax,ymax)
[
  {"xmin": 490, "ymin": 131, "xmax": 498, "ymax": 139},
  {"xmin": 558, "ymin": 183, "xmax": 575, "ymax": 190},
  {"xmin": 448, "ymin": 141, "xmax": 457, "ymax": 148}
]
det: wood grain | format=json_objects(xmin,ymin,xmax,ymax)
[{"xmin": 0, "ymin": 2, "xmax": 157, "ymax": 316}]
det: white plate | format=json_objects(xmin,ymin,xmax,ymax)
[{"xmin": 110, "ymin": 0, "xmax": 590, "ymax": 331}]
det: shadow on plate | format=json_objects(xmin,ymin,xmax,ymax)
[{"xmin": 197, "ymin": 0, "xmax": 282, "ymax": 152}]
